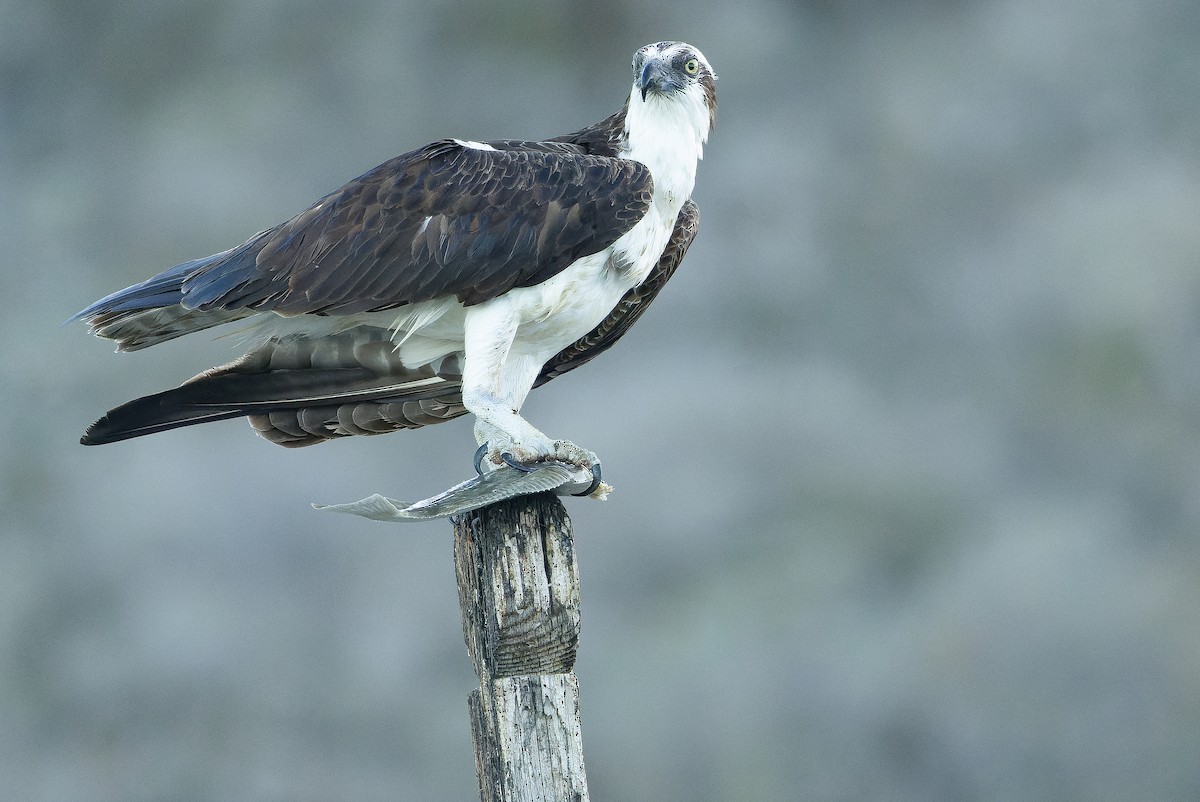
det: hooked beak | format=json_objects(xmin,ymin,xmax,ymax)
[{"xmin": 639, "ymin": 59, "xmax": 675, "ymax": 101}]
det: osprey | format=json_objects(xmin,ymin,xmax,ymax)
[{"xmin": 73, "ymin": 42, "xmax": 716, "ymax": 484}]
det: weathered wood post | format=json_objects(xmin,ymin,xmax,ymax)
[{"xmin": 452, "ymin": 492, "xmax": 589, "ymax": 802}]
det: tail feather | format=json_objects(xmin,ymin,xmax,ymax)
[
  {"xmin": 247, "ymin": 396, "xmax": 467, "ymax": 447},
  {"xmin": 81, "ymin": 366, "xmax": 465, "ymax": 445},
  {"xmin": 81, "ymin": 329, "xmax": 467, "ymax": 446}
]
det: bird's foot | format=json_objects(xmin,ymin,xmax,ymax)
[{"xmin": 475, "ymin": 438, "xmax": 604, "ymax": 498}]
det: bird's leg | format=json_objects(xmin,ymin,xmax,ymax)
[{"xmin": 462, "ymin": 302, "xmax": 600, "ymax": 476}]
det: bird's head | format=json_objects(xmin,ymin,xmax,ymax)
[{"xmin": 629, "ymin": 41, "xmax": 717, "ymax": 136}]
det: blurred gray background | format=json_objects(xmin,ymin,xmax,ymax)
[{"xmin": 4, "ymin": 0, "xmax": 1200, "ymax": 799}]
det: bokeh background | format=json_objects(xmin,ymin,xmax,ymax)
[{"xmin": 4, "ymin": 0, "xmax": 1200, "ymax": 799}]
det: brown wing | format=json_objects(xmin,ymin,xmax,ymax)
[{"xmin": 179, "ymin": 140, "xmax": 653, "ymax": 315}]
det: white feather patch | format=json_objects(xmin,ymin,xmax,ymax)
[{"xmin": 453, "ymin": 139, "xmax": 497, "ymax": 151}]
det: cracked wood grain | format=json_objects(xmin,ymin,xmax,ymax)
[{"xmin": 453, "ymin": 493, "xmax": 589, "ymax": 802}]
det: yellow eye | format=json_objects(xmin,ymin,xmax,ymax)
[{"xmin": 684, "ymin": 58, "xmax": 699, "ymax": 75}]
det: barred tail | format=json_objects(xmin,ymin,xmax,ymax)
[{"xmin": 82, "ymin": 329, "xmax": 467, "ymax": 447}]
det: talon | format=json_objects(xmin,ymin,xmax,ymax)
[
  {"xmin": 500, "ymin": 452, "xmax": 538, "ymax": 472},
  {"xmin": 473, "ymin": 442, "xmax": 489, "ymax": 476},
  {"xmin": 572, "ymin": 462, "xmax": 603, "ymax": 497}
]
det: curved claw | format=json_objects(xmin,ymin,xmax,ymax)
[
  {"xmin": 500, "ymin": 452, "xmax": 539, "ymax": 473},
  {"xmin": 473, "ymin": 443, "xmax": 489, "ymax": 476},
  {"xmin": 572, "ymin": 462, "xmax": 604, "ymax": 497}
]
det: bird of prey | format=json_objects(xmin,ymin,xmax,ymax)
[{"xmin": 72, "ymin": 41, "xmax": 716, "ymax": 487}]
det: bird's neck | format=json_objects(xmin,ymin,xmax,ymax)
[{"xmin": 620, "ymin": 88, "xmax": 709, "ymax": 211}]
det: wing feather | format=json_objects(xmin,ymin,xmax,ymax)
[{"xmin": 183, "ymin": 140, "xmax": 653, "ymax": 315}]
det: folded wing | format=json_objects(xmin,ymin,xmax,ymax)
[{"xmin": 80, "ymin": 202, "xmax": 699, "ymax": 447}]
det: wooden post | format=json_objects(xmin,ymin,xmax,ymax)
[{"xmin": 452, "ymin": 492, "xmax": 590, "ymax": 802}]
